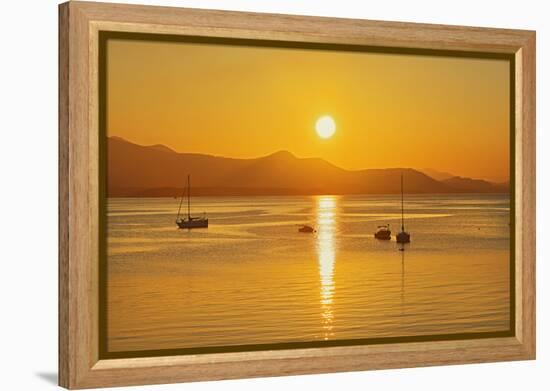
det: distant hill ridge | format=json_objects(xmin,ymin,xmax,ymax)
[{"xmin": 107, "ymin": 137, "xmax": 509, "ymax": 197}]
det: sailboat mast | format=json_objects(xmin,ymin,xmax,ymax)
[
  {"xmin": 187, "ymin": 174, "xmax": 191, "ymax": 219},
  {"xmin": 176, "ymin": 186, "xmax": 185, "ymax": 221},
  {"xmin": 401, "ymin": 173, "xmax": 404, "ymax": 231}
]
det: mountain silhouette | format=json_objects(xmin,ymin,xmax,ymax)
[
  {"xmin": 442, "ymin": 176, "xmax": 508, "ymax": 193},
  {"xmin": 107, "ymin": 137, "xmax": 508, "ymax": 197}
]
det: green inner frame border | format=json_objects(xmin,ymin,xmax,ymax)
[{"xmin": 98, "ymin": 31, "xmax": 516, "ymax": 360}]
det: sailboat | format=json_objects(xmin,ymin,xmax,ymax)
[
  {"xmin": 396, "ymin": 173, "xmax": 411, "ymax": 244},
  {"xmin": 176, "ymin": 174, "xmax": 208, "ymax": 229}
]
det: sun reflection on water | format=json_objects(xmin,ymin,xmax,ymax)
[{"xmin": 316, "ymin": 195, "xmax": 337, "ymax": 340}]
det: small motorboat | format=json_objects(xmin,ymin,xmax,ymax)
[
  {"xmin": 374, "ymin": 224, "xmax": 391, "ymax": 240},
  {"xmin": 298, "ymin": 225, "xmax": 315, "ymax": 233}
]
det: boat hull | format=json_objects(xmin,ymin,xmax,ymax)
[
  {"xmin": 374, "ymin": 231, "xmax": 391, "ymax": 240},
  {"xmin": 177, "ymin": 218, "xmax": 208, "ymax": 229},
  {"xmin": 396, "ymin": 231, "xmax": 410, "ymax": 243},
  {"xmin": 374, "ymin": 225, "xmax": 391, "ymax": 240}
]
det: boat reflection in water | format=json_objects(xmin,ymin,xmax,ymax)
[{"xmin": 316, "ymin": 196, "xmax": 338, "ymax": 340}]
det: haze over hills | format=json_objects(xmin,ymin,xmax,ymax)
[
  {"xmin": 107, "ymin": 137, "xmax": 509, "ymax": 197},
  {"xmin": 420, "ymin": 168, "xmax": 455, "ymax": 181}
]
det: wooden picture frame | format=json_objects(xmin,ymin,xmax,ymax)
[{"xmin": 59, "ymin": 1, "xmax": 536, "ymax": 389}]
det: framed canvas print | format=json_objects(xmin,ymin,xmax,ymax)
[{"xmin": 59, "ymin": 1, "xmax": 536, "ymax": 389}]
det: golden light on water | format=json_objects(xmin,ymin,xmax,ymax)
[
  {"xmin": 316, "ymin": 195, "xmax": 337, "ymax": 340},
  {"xmin": 107, "ymin": 197, "xmax": 511, "ymax": 351}
]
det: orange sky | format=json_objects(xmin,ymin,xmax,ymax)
[{"xmin": 107, "ymin": 39, "xmax": 510, "ymax": 182}]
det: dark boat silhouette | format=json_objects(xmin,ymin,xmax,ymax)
[
  {"xmin": 396, "ymin": 173, "xmax": 411, "ymax": 244},
  {"xmin": 176, "ymin": 175, "xmax": 208, "ymax": 229},
  {"xmin": 298, "ymin": 225, "xmax": 315, "ymax": 233},
  {"xmin": 374, "ymin": 224, "xmax": 392, "ymax": 240}
]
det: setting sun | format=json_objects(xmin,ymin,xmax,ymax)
[{"xmin": 315, "ymin": 116, "xmax": 336, "ymax": 139}]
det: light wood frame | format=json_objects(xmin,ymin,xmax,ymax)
[{"xmin": 59, "ymin": 1, "xmax": 536, "ymax": 389}]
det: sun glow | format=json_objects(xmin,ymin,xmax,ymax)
[{"xmin": 315, "ymin": 116, "xmax": 336, "ymax": 139}]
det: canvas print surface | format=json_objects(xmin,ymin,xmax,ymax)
[{"xmin": 101, "ymin": 34, "xmax": 512, "ymax": 357}]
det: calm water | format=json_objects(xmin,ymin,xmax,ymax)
[{"xmin": 106, "ymin": 194, "xmax": 510, "ymax": 352}]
